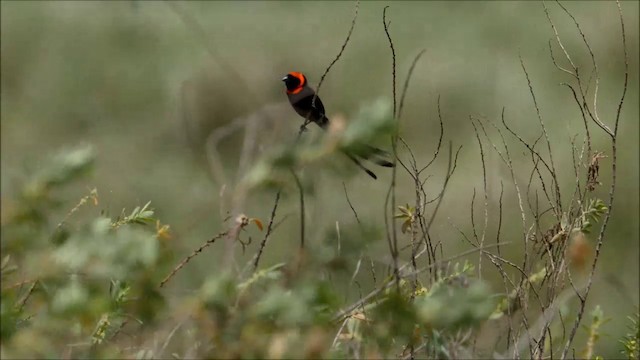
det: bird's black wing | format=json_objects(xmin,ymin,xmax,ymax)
[{"xmin": 295, "ymin": 95, "xmax": 329, "ymax": 129}]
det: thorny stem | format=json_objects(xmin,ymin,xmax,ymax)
[
  {"xmin": 382, "ymin": 5, "xmax": 400, "ymax": 291},
  {"xmin": 304, "ymin": 0, "xmax": 360, "ymax": 134},
  {"xmin": 291, "ymin": 171, "xmax": 305, "ymax": 250},
  {"xmin": 290, "ymin": 0, "xmax": 359, "ymax": 257},
  {"xmin": 561, "ymin": 1, "xmax": 627, "ymax": 357},
  {"xmin": 333, "ymin": 242, "xmax": 510, "ymax": 323},
  {"xmin": 253, "ymin": 191, "xmax": 281, "ymax": 271},
  {"xmin": 160, "ymin": 231, "xmax": 228, "ymax": 288},
  {"xmin": 519, "ymin": 55, "xmax": 562, "ymax": 217},
  {"xmin": 470, "ymin": 119, "xmax": 489, "ymax": 280}
]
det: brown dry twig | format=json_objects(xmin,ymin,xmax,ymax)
[
  {"xmin": 253, "ymin": 192, "xmax": 281, "ymax": 272},
  {"xmin": 381, "ymin": 5, "xmax": 401, "ymax": 292},
  {"xmin": 160, "ymin": 215, "xmax": 252, "ymax": 288},
  {"xmin": 303, "ymin": 0, "xmax": 360, "ymax": 134},
  {"xmin": 343, "ymin": 182, "xmax": 361, "ymax": 224},
  {"xmin": 290, "ymin": 0, "xmax": 360, "ymax": 265},
  {"xmin": 333, "ymin": 242, "xmax": 511, "ymax": 323},
  {"xmin": 561, "ymin": 1, "xmax": 627, "ymax": 357},
  {"xmin": 159, "ymin": 230, "xmax": 228, "ymax": 288},
  {"xmin": 398, "ymin": 49, "xmax": 426, "ymax": 120}
]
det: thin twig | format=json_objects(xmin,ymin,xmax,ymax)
[
  {"xmin": 520, "ymin": 55, "xmax": 562, "ymax": 216},
  {"xmin": 613, "ymin": 0, "xmax": 628, "ymax": 137},
  {"xmin": 418, "ymin": 95, "xmax": 444, "ymax": 176},
  {"xmin": 15, "ymin": 280, "xmax": 38, "ymax": 313},
  {"xmin": 496, "ymin": 181, "xmax": 504, "ymax": 256},
  {"xmin": 382, "ymin": 5, "xmax": 400, "ymax": 291},
  {"xmin": 253, "ymin": 191, "xmax": 281, "ymax": 271},
  {"xmin": 398, "ymin": 49, "xmax": 426, "ymax": 120},
  {"xmin": 331, "ymin": 317, "xmax": 351, "ymax": 349},
  {"xmin": 427, "ymin": 142, "xmax": 463, "ymax": 230},
  {"xmin": 291, "ymin": 170, "xmax": 305, "ymax": 250},
  {"xmin": 4, "ymin": 278, "xmax": 38, "ymax": 291},
  {"xmin": 333, "ymin": 242, "xmax": 511, "ymax": 322},
  {"xmin": 561, "ymin": 1, "xmax": 627, "ymax": 357},
  {"xmin": 543, "ymin": 1, "xmax": 614, "ymax": 137},
  {"xmin": 383, "ymin": 6, "xmax": 397, "ymax": 118},
  {"xmin": 561, "ymin": 82, "xmax": 592, "ymax": 159},
  {"xmin": 470, "ymin": 119, "xmax": 489, "ymax": 280},
  {"xmin": 157, "ymin": 320, "xmax": 185, "ymax": 357},
  {"xmin": 159, "ymin": 231, "xmax": 228, "ymax": 288},
  {"xmin": 502, "ymin": 285, "xmax": 583, "ymax": 359},
  {"xmin": 288, "ymin": 0, "xmax": 360, "ymax": 265},
  {"xmin": 303, "ymin": 0, "xmax": 360, "ymax": 134},
  {"xmin": 542, "ymin": 1, "xmax": 576, "ymax": 72},
  {"xmin": 554, "ymin": 0, "xmax": 601, "ymax": 141},
  {"xmin": 342, "ymin": 182, "xmax": 361, "ymax": 224}
]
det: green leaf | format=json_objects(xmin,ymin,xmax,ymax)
[
  {"xmin": 1, "ymin": 255, "xmax": 11, "ymax": 270},
  {"xmin": 237, "ymin": 263, "xmax": 285, "ymax": 291},
  {"xmin": 51, "ymin": 278, "xmax": 89, "ymax": 315},
  {"xmin": 24, "ymin": 144, "xmax": 95, "ymax": 197},
  {"xmin": 416, "ymin": 280, "xmax": 494, "ymax": 330}
]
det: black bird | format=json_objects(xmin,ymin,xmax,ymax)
[{"xmin": 282, "ymin": 71, "xmax": 394, "ymax": 179}]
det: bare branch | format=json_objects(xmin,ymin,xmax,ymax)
[
  {"xmin": 334, "ymin": 242, "xmax": 511, "ymax": 322},
  {"xmin": 418, "ymin": 95, "xmax": 445, "ymax": 176},
  {"xmin": 302, "ymin": 0, "xmax": 360, "ymax": 134},
  {"xmin": 519, "ymin": 55, "xmax": 562, "ymax": 215},
  {"xmin": 382, "ymin": 6, "xmax": 397, "ymax": 118},
  {"xmin": 554, "ymin": 0, "xmax": 601, "ymax": 132},
  {"xmin": 253, "ymin": 191, "xmax": 281, "ymax": 271},
  {"xmin": 543, "ymin": 0, "xmax": 614, "ymax": 138},
  {"xmin": 470, "ymin": 119, "xmax": 489, "ymax": 279},
  {"xmin": 429, "ymin": 142, "xmax": 462, "ymax": 232},
  {"xmin": 291, "ymin": 170, "xmax": 305, "ymax": 250},
  {"xmin": 398, "ymin": 49, "xmax": 427, "ymax": 120},
  {"xmin": 160, "ymin": 230, "xmax": 228, "ymax": 288},
  {"xmin": 561, "ymin": 82, "xmax": 592, "ymax": 156},
  {"xmin": 613, "ymin": 0, "xmax": 629, "ymax": 136},
  {"xmin": 382, "ymin": 5, "xmax": 400, "ymax": 291},
  {"xmin": 561, "ymin": 1, "xmax": 628, "ymax": 357},
  {"xmin": 343, "ymin": 182, "xmax": 361, "ymax": 224},
  {"xmin": 547, "ymin": 39, "xmax": 575, "ymax": 77},
  {"xmin": 542, "ymin": 1, "xmax": 577, "ymax": 73}
]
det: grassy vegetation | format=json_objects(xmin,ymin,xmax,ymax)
[{"xmin": 1, "ymin": 1, "xmax": 638, "ymax": 358}]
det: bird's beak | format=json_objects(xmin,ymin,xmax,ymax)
[{"xmin": 281, "ymin": 76, "xmax": 288, "ymax": 81}]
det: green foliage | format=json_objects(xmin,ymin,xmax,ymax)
[
  {"xmin": 111, "ymin": 201, "xmax": 155, "ymax": 228},
  {"xmin": 490, "ymin": 266, "xmax": 547, "ymax": 320},
  {"xmin": 237, "ymin": 262, "xmax": 286, "ymax": 292},
  {"xmin": 582, "ymin": 305, "xmax": 610, "ymax": 359},
  {"xmin": 370, "ymin": 292, "xmax": 417, "ymax": 351},
  {"xmin": 242, "ymin": 98, "xmax": 394, "ymax": 189},
  {"xmin": 0, "ymin": 102, "xmax": 629, "ymax": 360},
  {"xmin": 23, "ymin": 144, "xmax": 96, "ymax": 200},
  {"xmin": 1, "ymin": 146, "xmax": 168, "ymax": 357},
  {"xmin": 340, "ymin": 98, "xmax": 395, "ymax": 151},
  {"xmin": 3, "ymin": 145, "xmax": 96, "ymax": 249},
  {"xmin": 620, "ymin": 309, "xmax": 640, "ymax": 359},
  {"xmin": 579, "ymin": 199, "xmax": 608, "ymax": 234},
  {"xmin": 415, "ymin": 264, "xmax": 494, "ymax": 330}
]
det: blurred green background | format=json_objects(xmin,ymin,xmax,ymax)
[{"xmin": 1, "ymin": 1, "xmax": 638, "ymax": 356}]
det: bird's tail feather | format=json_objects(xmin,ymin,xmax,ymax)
[
  {"xmin": 359, "ymin": 145, "xmax": 394, "ymax": 168},
  {"xmin": 344, "ymin": 152, "xmax": 377, "ymax": 179}
]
